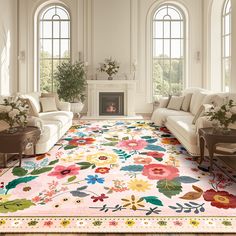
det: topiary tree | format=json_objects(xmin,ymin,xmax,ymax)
[{"xmin": 55, "ymin": 61, "xmax": 86, "ymax": 103}]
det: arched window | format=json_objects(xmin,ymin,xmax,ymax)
[
  {"xmin": 38, "ymin": 5, "xmax": 71, "ymax": 92},
  {"xmin": 153, "ymin": 4, "xmax": 185, "ymax": 96},
  {"xmin": 222, "ymin": 0, "xmax": 231, "ymax": 92}
]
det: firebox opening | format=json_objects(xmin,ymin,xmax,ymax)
[{"xmin": 99, "ymin": 92, "xmax": 124, "ymax": 116}]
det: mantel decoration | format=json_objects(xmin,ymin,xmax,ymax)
[
  {"xmin": 206, "ymin": 98, "xmax": 236, "ymax": 133},
  {"xmin": 0, "ymin": 97, "xmax": 29, "ymax": 133},
  {"xmin": 98, "ymin": 57, "xmax": 120, "ymax": 80}
]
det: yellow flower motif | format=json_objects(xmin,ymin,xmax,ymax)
[
  {"xmin": 61, "ymin": 153, "xmax": 84, "ymax": 162},
  {"xmin": 0, "ymin": 194, "xmax": 11, "ymax": 203},
  {"xmin": 0, "ymin": 220, "xmax": 6, "ymax": 226},
  {"xmin": 86, "ymin": 152, "xmax": 118, "ymax": 166},
  {"xmin": 60, "ymin": 220, "xmax": 70, "ymax": 227},
  {"xmin": 128, "ymin": 179, "xmax": 151, "ymax": 192},
  {"xmin": 125, "ymin": 220, "xmax": 135, "ymax": 227},
  {"xmin": 121, "ymin": 195, "xmax": 145, "ymax": 211},
  {"xmin": 189, "ymin": 219, "xmax": 200, "ymax": 227}
]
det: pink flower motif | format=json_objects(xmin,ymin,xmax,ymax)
[
  {"xmin": 48, "ymin": 165, "xmax": 80, "ymax": 179},
  {"xmin": 117, "ymin": 139, "xmax": 148, "ymax": 151},
  {"xmin": 32, "ymin": 196, "xmax": 42, "ymax": 203},
  {"xmin": 44, "ymin": 221, "xmax": 53, "ymax": 227},
  {"xmin": 142, "ymin": 164, "xmax": 179, "ymax": 180},
  {"xmin": 109, "ymin": 220, "xmax": 118, "ymax": 226},
  {"xmin": 173, "ymin": 220, "xmax": 183, "ymax": 226},
  {"xmin": 45, "ymin": 190, "xmax": 56, "ymax": 197},
  {"xmin": 48, "ymin": 180, "xmax": 58, "ymax": 189},
  {"xmin": 44, "ymin": 198, "xmax": 52, "ymax": 203}
]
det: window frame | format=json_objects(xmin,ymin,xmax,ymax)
[
  {"xmin": 37, "ymin": 3, "xmax": 72, "ymax": 92},
  {"xmin": 152, "ymin": 4, "xmax": 186, "ymax": 97},
  {"xmin": 221, "ymin": 0, "xmax": 231, "ymax": 92}
]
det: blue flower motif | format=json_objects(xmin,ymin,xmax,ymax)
[{"xmin": 85, "ymin": 175, "xmax": 104, "ymax": 184}]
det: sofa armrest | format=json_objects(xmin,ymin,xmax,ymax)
[
  {"xmin": 58, "ymin": 101, "xmax": 71, "ymax": 111},
  {"xmin": 195, "ymin": 116, "xmax": 213, "ymax": 133},
  {"xmin": 27, "ymin": 116, "xmax": 44, "ymax": 133}
]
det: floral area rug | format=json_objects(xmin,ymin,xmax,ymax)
[{"xmin": 0, "ymin": 120, "xmax": 236, "ymax": 233}]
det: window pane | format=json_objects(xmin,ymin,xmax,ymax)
[
  {"xmin": 224, "ymin": 14, "xmax": 230, "ymax": 35},
  {"xmin": 224, "ymin": 35, "xmax": 230, "ymax": 57},
  {"xmin": 171, "ymin": 21, "xmax": 181, "ymax": 38},
  {"xmin": 40, "ymin": 59, "xmax": 52, "ymax": 92},
  {"xmin": 163, "ymin": 39, "xmax": 170, "ymax": 57},
  {"xmin": 168, "ymin": 7, "xmax": 182, "ymax": 20},
  {"xmin": 56, "ymin": 7, "xmax": 70, "ymax": 20},
  {"xmin": 61, "ymin": 39, "xmax": 70, "ymax": 58},
  {"xmin": 164, "ymin": 21, "xmax": 170, "ymax": 38},
  {"xmin": 153, "ymin": 39, "xmax": 163, "ymax": 57},
  {"xmin": 153, "ymin": 21, "xmax": 163, "ymax": 38},
  {"xmin": 53, "ymin": 21, "xmax": 60, "ymax": 38},
  {"xmin": 53, "ymin": 39, "xmax": 60, "ymax": 58},
  {"xmin": 154, "ymin": 7, "xmax": 167, "ymax": 20},
  {"xmin": 61, "ymin": 21, "xmax": 70, "ymax": 38},
  {"xmin": 40, "ymin": 39, "xmax": 52, "ymax": 57},
  {"xmin": 41, "ymin": 21, "xmax": 52, "ymax": 38},
  {"xmin": 171, "ymin": 39, "xmax": 181, "ymax": 58}
]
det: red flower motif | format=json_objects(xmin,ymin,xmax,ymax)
[
  {"xmin": 142, "ymin": 164, "xmax": 179, "ymax": 180},
  {"xmin": 69, "ymin": 137, "xmax": 95, "ymax": 146},
  {"xmin": 160, "ymin": 127, "xmax": 171, "ymax": 134},
  {"xmin": 145, "ymin": 152, "xmax": 164, "ymax": 160},
  {"xmin": 95, "ymin": 167, "xmax": 110, "ymax": 174},
  {"xmin": 161, "ymin": 138, "xmax": 180, "ymax": 145},
  {"xmin": 48, "ymin": 165, "xmax": 80, "ymax": 179},
  {"xmin": 91, "ymin": 194, "xmax": 109, "ymax": 202},
  {"xmin": 44, "ymin": 221, "xmax": 53, "ymax": 227},
  {"xmin": 203, "ymin": 189, "xmax": 236, "ymax": 209},
  {"xmin": 117, "ymin": 139, "xmax": 148, "ymax": 151}
]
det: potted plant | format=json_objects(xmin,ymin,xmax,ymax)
[
  {"xmin": 55, "ymin": 61, "xmax": 86, "ymax": 115},
  {"xmin": 98, "ymin": 57, "xmax": 119, "ymax": 80}
]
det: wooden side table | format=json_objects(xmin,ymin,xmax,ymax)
[
  {"xmin": 0, "ymin": 126, "xmax": 40, "ymax": 167},
  {"xmin": 199, "ymin": 127, "xmax": 236, "ymax": 173}
]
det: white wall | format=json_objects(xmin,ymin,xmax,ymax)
[
  {"xmin": 17, "ymin": 0, "xmax": 203, "ymax": 113},
  {"xmin": 0, "ymin": 0, "xmax": 18, "ymax": 95}
]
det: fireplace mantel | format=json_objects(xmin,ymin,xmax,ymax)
[{"xmin": 86, "ymin": 80, "xmax": 136, "ymax": 117}]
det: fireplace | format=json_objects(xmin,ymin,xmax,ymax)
[{"xmin": 99, "ymin": 92, "xmax": 124, "ymax": 116}]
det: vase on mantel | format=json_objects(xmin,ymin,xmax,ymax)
[{"xmin": 108, "ymin": 76, "xmax": 113, "ymax": 80}]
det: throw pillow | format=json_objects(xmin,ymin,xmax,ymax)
[
  {"xmin": 181, "ymin": 93, "xmax": 192, "ymax": 112},
  {"xmin": 192, "ymin": 104, "xmax": 213, "ymax": 125},
  {"xmin": 167, "ymin": 96, "xmax": 185, "ymax": 110},
  {"xmin": 40, "ymin": 97, "xmax": 58, "ymax": 112},
  {"xmin": 41, "ymin": 92, "xmax": 60, "ymax": 110},
  {"xmin": 159, "ymin": 96, "xmax": 171, "ymax": 108}
]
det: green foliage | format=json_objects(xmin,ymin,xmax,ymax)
[
  {"xmin": 54, "ymin": 60, "xmax": 86, "ymax": 102},
  {"xmin": 141, "ymin": 196, "xmax": 163, "ymax": 206},
  {"xmin": 0, "ymin": 199, "xmax": 35, "ymax": 213},
  {"xmin": 153, "ymin": 57, "xmax": 183, "ymax": 96},
  {"xmin": 12, "ymin": 167, "xmax": 28, "ymax": 177},
  {"xmin": 30, "ymin": 167, "xmax": 53, "ymax": 175}
]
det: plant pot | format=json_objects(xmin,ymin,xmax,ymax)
[{"xmin": 70, "ymin": 102, "xmax": 84, "ymax": 114}]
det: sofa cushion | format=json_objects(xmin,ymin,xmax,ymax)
[
  {"xmin": 40, "ymin": 97, "xmax": 58, "ymax": 112},
  {"xmin": 39, "ymin": 111, "xmax": 73, "ymax": 127},
  {"xmin": 37, "ymin": 121, "xmax": 59, "ymax": 144},
  {"xmin": 167, "ymin": 96, "xmax": 184, "ymax": 110},
  {"xmin": 166, "ymin": 116, "xmax": 197, "ymax": 145},
  {"xmin": 181, "ymin": 93, "xmax": 192, "ymax": 111},
  {"xmin": 151, "ymin": 108, "xmax": 191, "ymax": 126},
  {"xmin": 190, "ymin": 91, "xmax": 209, "ymax": 115}
]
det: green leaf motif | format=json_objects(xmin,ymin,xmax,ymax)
[
  {"xmin": 175, "ymin": 176, "xmax": 199, "ymax": 184},
  {"xmin": 12, "ymin": 167, "xmax": 28, "ymax": 177},
  {"xmin": 141, "ymin": 196, "xmax": 163, "ymax": 206},
  {"xmin": 64, "ymin": 145, "xmax": 76, "ymax": 150},
  {"xmin": 113, "ymin": 149, "xmax": 131, "ymax": 160},
  {"xmin": 0, "ymin": 199, "xmax": 35, "ymax": 213},
  {"xmin": 102, "ymin": 142, "xmax": 118, "ymax": 146},
  {"xmin": 105, "ymin": 137, "xmax": 119, "ymax": 142},
  {"xmin": 5, "ymin": 176, "xmax": 38, "ymax": 193},
  {"xmin": 156, "ymin": 179, "xmax": 182, "ymax": 198},
  {"xmin": 49, "ymin": 159, "xmax": 59, "ymax": 165},
  {"xmin": 77, "ymin": 162, "xmax": 93, "ymax": 170},
  {"xmin": 68, "ymin": 176, "xmax": 76, "ymax": 182},
  {"xmin": 30, "ymin": 167, "xmax": 53, "ymax": 175}
]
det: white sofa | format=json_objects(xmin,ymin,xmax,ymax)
[
  {"xmin": 0, "ymin": 92, "xmax": 73, "ymax": 154},
  {"xmin": 151, "ymin": 88, "xmax": 236, "ymax": 156}
]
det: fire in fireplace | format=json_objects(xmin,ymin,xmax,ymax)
[{"xmin": 99, "ymin": 92, "xmax": 124, "ymax": 116}]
